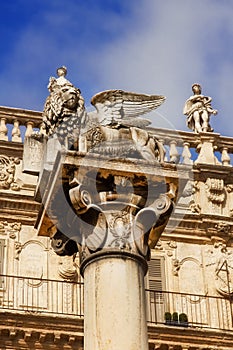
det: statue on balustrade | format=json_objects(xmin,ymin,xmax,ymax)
[
  {"xmin": 183, "ymin": 83, "xmax": 218, "ymax": 133},
  {"xmin": 42, "ymin": 66, "xmax": 87, "ymax": 146},
  {"xmin": 42, "ymin": 67, "xmax": 166, "ymax": 162}
]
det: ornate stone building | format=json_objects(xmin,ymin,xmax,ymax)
[{"xmin": 0, "ymin": 74, "xmax": 233, "ymax": 349}]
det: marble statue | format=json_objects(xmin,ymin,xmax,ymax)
[
  {"xmin": 42, "ymin": 67, "xmax": 166, "ymax": 162},
  {"xmin": 183, "ymin": 83, "xmax": 217, "ymax": 133},
  {"xmin": 42, "ymin": 66, "xmax": 87, "ymax": 146}
]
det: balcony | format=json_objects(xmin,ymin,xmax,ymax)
[
  {"xmin": 146, "ymin": 289, "xmax": 233, "ymax": 331},
  {"xmin": 0, "ymin": 274, "xmax": 84, "ymax": 318},
  {"xmin": 0, "ymin": 274, "xmax": 232, "ymax": 332}
]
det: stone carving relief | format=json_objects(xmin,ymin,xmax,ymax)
[
  {"xmin": 108, "ymin": 211, "xmax": 132, "ymax": 250},
  {"xmin": 0, "ymin": 221, "xmax": 21, "ymax": 238},
  {"xmin": 166, "ymin": 241, "xmax": 177, "ymax": 258},
  {"xmin": 183, "ymin": 83, "xmax": 217, "ymax": 133},
  {"xmin": 14, "ymin": 241, "xmax": 22, "ymax": 260},
  {"xmin": 172, "ymin": 258, "xmax": 181, "ymax": 276},
  {"xmin": 58, "ymin": 255, "xmax": 78, "ymax": 281},
  {"xmin": 215, "ymin": 222, "xmax": 231, "ymax": 235},
  {"xmin": 205, "ymin": 178, "xmax": 226, "ymax": 204},
  {"xmin": 206, "ymin": 238, "xmax": 233, "ymax": 296},
  {"xmin": 226, "ymin": 184, "xmax": 233, "ymax": 193},
  {"xmin": 51, "ymin": 171, "xmax": 176, "ymax": 263},
  {"xmin": 189, "ymin": 200, "xmax": 201, "ymax": 214},
  {"xmin": 0, "ymin": 155, "xmax": 21, "ymax": 191}
]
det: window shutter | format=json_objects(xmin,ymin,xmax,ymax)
[
  {"xmin": 147, "ymin": 256, "xmax": 166, "ymax": 322},
  {"xmin": 147, "ymin": 256, "xmax": 165, "ymax": 292}
]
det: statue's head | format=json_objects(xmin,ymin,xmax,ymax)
[
  {"xmin": 192, "ymin": 83, "xmax": 201, "ymax": 94},
  {"xmin": 56, "ymin": 66, "xmax": 67, "ymax": 77},
  {"xmin": 60, "ymin": 85, "xmax": 81, "ymax": 111}
]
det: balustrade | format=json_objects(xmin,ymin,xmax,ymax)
[
  {"xmin": 0, "ymin": 106, "xmax": 42, "ymax": 143},
  {"xmin": 0, "ymin": 105, "xmax": 233, "ymax": 167}
]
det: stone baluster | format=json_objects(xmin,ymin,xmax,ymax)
[
  {"xmin": 0, "ymin": 117, "xmax": 8, "ymax": 141},
  {"xmin": 79, "ymin": 134, "xmax": 87, "ymax": 153},
  {"xmin": 182, "ymin": 142, "xmax": 193, "ymax": 165},
  {"xmin": 39, "ymin": 123, "xmax": 45, "ymax": 135},
  {"xmin": 12, "ymin": 119, "xmax": 22, "ymax": 143},
  {"xmin": 25, "ymin": 121, "xmax": 34, "ymax": 137},
  {"xmin": 169, "ymin": 140, "xmax": 180, "ymax": 163},
  {"xmin": 221, "ymin": 147, "xmax": 231, "ymax": 166},
  {"xmin": 159, "ymin": 139, "xmax": 168, "ymax": 162}
]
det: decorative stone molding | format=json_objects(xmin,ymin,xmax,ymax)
[
  {"xmin": 189, "ymin": 200, "xmax": 201, "ymax": 213},
  {"xmin": 0, "ymin": 155, "xmax": 21, "ymax": 191},
  {"xmin": 14, "ymin": 241, "xmax": 22, "ymax": 260},
  {"xmin": 50, "ymin": 168, "xmax": 176, "ymax": 266},
  {"xmin": 226, "ymin": 184, "xmax": 233, "ymax": 193},
  {"xmin": 58, "ymin": 255, "xmax": 78, "ymax": 281},
  {"xmin": 166, "ymin": 241, "xmax": 177, "ymax": 257},
  {"xmin": 172, "ymin": 258, "xmax": 181, "ymax": 276},
  {"xmin": 215, "ymin": 222, "xmax": 231, "ymax": 235},
  {"xmin": 205, "ymin": 178, "xmax": 226, "ymax": 204},
  {"xmin": 0, "ymin": 221, "xmax": 21, "ymax": 238}
]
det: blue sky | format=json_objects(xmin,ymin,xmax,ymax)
[{"xmin": 1, "ymin": 0, "xmax": 233, "ymax": 136}]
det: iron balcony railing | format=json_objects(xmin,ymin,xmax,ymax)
[
  {"xmin": 0, "ymin": 274, "xmax": 232, "ymax": 331},
  {"xmin": 0, "ymin": 274, "xmax": 84, "ymax": 318},
  {"xmin": 146, "ymin": 288, "xmax": 233, "ymax": 331}
]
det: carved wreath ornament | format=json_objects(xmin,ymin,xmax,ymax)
[{"xmin": 0, "ymin": 155, "xmax": 20, "ymax": 191}]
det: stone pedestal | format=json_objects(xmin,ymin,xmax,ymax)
[{"xmin": 81, "ymin": 250, "xmax": 148, "ymax": 350}]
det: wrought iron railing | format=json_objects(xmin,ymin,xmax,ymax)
[
  {"xmin": 146, "ymin": 289, "xmax": 233, "ymax": 331},
  {"xmin": 0, "ymin": 274, "xmax": 84, "ymax": 318},
  {"xmin": 0, "ymin": 274, "xmax": 232, "ymax": 331}
]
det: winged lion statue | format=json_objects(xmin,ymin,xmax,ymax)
[{"xmin": 42, "ymin": 67, "xmax": 166, "ymax": 162}]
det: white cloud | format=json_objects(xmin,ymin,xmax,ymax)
[
  {"xmin": 0, "ymin": 0, "xmax": 233, "ymax": 136},
  {"xmin": 89, "ymin": 1, "xmax": 233, "ymax": 135}
]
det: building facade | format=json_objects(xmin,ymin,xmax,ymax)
[{"xmin": 0, "ymin": 91, "xmax": 233, "ymax": 349}]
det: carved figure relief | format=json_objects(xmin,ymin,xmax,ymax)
[
  {"xmin": 183, "ymin": 83, "xmax": 217, "ymax": 133},
  {"xmin": 0, "ymin": 155, "xmax": 20, "ymax": 191}
]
